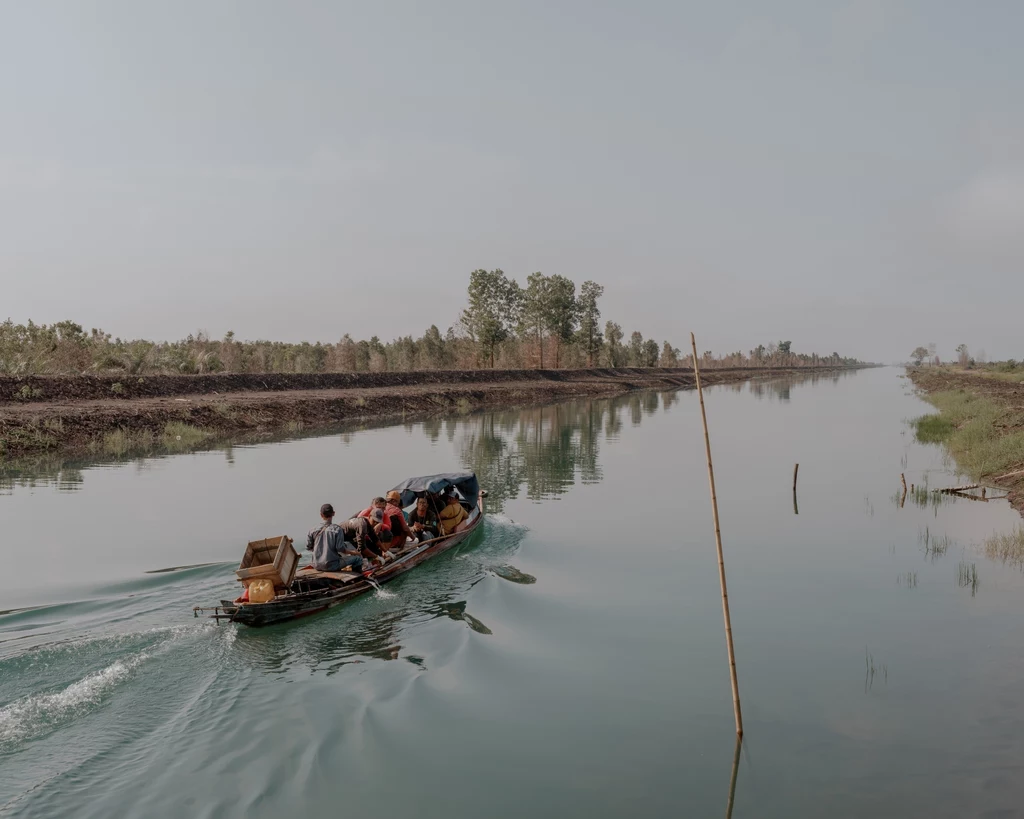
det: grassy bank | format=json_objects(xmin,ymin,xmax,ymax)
[
  {"xmin": 910, "ymin": 389, "xmax": 1024, "ymax": 477},
  {"xmin": 908, "ymin": 367, "xmax": 1024, "ymax": 513}
]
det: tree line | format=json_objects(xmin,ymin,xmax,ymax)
[{"xmin": 0, "ymin": 271, "xmax": 861, "ymax": 375}]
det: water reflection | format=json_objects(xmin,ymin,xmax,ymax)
[
  {"xmin": 232, "ymin": 520, "xmax": 525, "ymax": 676},
  {"xmin": 746, "ymin": 369, "xmax": 856, "ymax": 402},
  {"xmin": 457, "ymin": 392, "xmax": 661, "ymax": 510},
  {"xmin": 2, "ymin": 376, "xmax": 818, "ymax": 500},
  {"xmin": 725, "ymin": 736, "xmax": 741, "ymax": 819}
]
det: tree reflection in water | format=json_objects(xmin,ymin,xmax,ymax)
[
  {"xmin": 746, "ymin": 369, "xmax": 855, "ymax": 402},
  {"xmin": 456, "ymin": 390, "xmax": 671, "ymax": 511}
]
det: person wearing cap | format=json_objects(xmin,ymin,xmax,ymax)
[
  {"xmin": 306, "ymin": 504, "xmax": 368, "ymax": 573},
  {"xmin": 437, "ymin": 489, "xmax": 469, "ymax": 535},
  {"xmin": 350, "ymin": 499, "xmax": 395, "ymax": 563},
  {"xmin": 383, "ymin": 490, "xmax": 415, "ymax": 550},
  {"xmin": 358, "ymin": 498, "xmax": 392, "ymax": 542}
]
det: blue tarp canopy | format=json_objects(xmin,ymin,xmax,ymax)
[{"xmin": 390, "ymin": 472, "xmax": 480, "ymax": 510}]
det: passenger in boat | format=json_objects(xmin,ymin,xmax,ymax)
[
  {"xmin": 307, "ymin": 504, "xmax": 369, "ymax": 573},
  {"xmin": 438, "ymin": 489, "xmax": 469, "ymax": 535},
  {"xmin": 408, "ymin": 496, "xmax": 439, "ymax": 542},
  {"xmin": 357, "ymin": 498, "xmax": 395, "ymax": 553},
  {"xmin": 384, "ymin": 490, "xmax": 415, "ymax": 549},
  {"xmin": 342, "ymin": 514, "xmax": 394, "ymax": 566}
]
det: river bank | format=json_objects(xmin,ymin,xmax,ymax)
[
  {"xmin": 908, "ymin": 366, "xmax": 1024, "ymax": 514},
  {"xmin": 0, "ymin": 366, "xmax": 855, "ymax": 459}
]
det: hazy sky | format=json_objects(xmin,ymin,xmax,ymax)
[{"xmin": 2, "ymin": 1, "xmax": 1022, "ymax": 362}]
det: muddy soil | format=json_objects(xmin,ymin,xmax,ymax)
[{"xmin": 0, "ymin": 367, "xmax": 855, "ymax": 459}]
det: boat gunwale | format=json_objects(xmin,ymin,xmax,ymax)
[{"xmin": 216, "ymin": 491, "xmax": 485, "ymax": 627}]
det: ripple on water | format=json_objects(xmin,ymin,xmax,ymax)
[{"xmin": 0, "ymin": 623, "xmax": 213, "ymax": 754}]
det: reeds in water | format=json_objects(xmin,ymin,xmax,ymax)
[
  {"xmin": 865, "ymin": 649, "xmax": 888, "ymax": 691},
  {"xmin": 919, "ymin": 526, "xmax": 953, "ymax": 560},
  {"xmin": 896, "ymin": 571, "xmax": 918, "ymax": 588},
  {"xmin": 983, "ymin": 528, "xmax": 1024, "ymax": 570},
  {"xmin": 957, "ymin": 560, "xmax": 979, "ymax": 595}
]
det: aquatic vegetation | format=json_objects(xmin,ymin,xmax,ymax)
[
  {"xmin": 96, "ymin": 427, "xmax": 154, "ymax": 457},
  {"xmin": 865, "ymin": 649, "xmax": 888, "ymax": 691},
  {"xmin": 161, "ymin": 422, "xmax": 211, "ymax": 449},
  {"xmin": 919, "ymin": 526, "xmax": 953, "ymax": 561},
  {"xmin": 983, "ymin": 527, "xmax": 1024, "ymax": 570},
  {"xmin": 896, "ymin": 571, "xmax": 918, "ymax": 588},
  {"xmin": 912, "ymin": 413, "xmax": 955, "ymax": 443},
  {"xmin": 957, "ymin": 561, "xmax": 979, "ymax": 595}
]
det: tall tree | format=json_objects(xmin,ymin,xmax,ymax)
[
  {"xmin": 642, "ymin": 338, "xmax": 660, "ymax": 367},
  {"xmin": 545, "ymin": 274, "xmax": 578, "ymax": 368},
  {"xmin": 604, "ymin": 321, "xmax": 625, "ymax": 367},
  {"xmin": 577, "ymin": 281, "xmax": 604, "ymax": 366},
  {"xmin": 628, "ymin": 331, "xmax": 644, "ymax": 366},
  {"xmin": 421, "ymin": 325, "xmax": 449, "ymax": 369},
  {"xmin": 910, "ymin": 346, "xmax": 929, "ymax": 366},
  {"xmin": 661, "ymin": 341, "xmax": 680, "ymax": 367},
  {"xmin": 520, "ymin": 272, "xmax": 552, "ymax": 368},
  {"xmin": 460, "ymin": 269, "xmax": 520, "ymax": 368},
  {"xmin": 956, "ymin": 343, "xmax": 970, "ymax": 368}
]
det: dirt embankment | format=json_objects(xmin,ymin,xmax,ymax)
[
  {"xmin": 909, "ymin": 367, "xmax": 1024, "ymax": 514},
  {"xmin": 0, "ymin": 366, "xmax": 855, "ymax": 459}
]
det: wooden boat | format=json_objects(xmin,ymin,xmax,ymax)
[{"xmin": 194, "ymin": 472, "xmax": 486, "ymax": 628}]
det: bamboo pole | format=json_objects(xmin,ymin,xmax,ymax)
[
  {"xmin": 691, "ymin": 332, "xmax": 744, "ymax": 737},
  {"xmin": 793, "ymin": 463, "xmax": 800, "ymax": 491}
]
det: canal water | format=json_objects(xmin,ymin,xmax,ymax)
[{"xmin": 2, "ymin": 368, "xmax": 1024, "ymax": 818}]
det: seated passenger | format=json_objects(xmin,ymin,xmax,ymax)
[
  {"xmin": 341, "ymin": 514, "xmax": 393, "ymax": 566},
  {"xmin": 358, "ymin": 497, "xmax": 388, "ymax": 519},
  {"xmin": 408, "ymin": 496, "xmax": 439, "ymax": 542},
  {"xmin": 437, "ymin": 490, "xmax": 469, "ymax": 535},
  {"xmin": 307, "ymin": 503, "xmax": 369, "ymax": 573},
  {"xmin": 384, "ymin": 490, "xmax": 415, "ymax": 549}
]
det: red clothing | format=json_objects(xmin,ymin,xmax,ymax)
[{"xmin": 358, "ymin": 507, "xmax": 391, "ymax": 531}]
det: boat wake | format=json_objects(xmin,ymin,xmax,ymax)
[
  {"xmin": 0, "ymin": 624, "xmax": 209, "ymax": 754},
  {"xmin": 0, "ymin": 652, "xmax": 150, "ymax": 750}
]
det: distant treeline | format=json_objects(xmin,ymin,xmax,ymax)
[{"xmin": 1, "ymin": 271, "xmax": 862, "ymax": 375}]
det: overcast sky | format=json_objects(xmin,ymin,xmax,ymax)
[{"xmin": 2, "ymin": 1, "xmax": 1022, "ymax": 362}]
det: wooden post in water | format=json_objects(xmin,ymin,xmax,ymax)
[
  {"xmin": 792, "ymin": 463, "xmax": 800, "ymax": 515},
  {"xmin": 690, "ymin": 332, "xmax": 744, "ymax": 737}
]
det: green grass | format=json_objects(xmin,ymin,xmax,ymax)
[
  {"xmin": 911, "ymin": 413, "xmax": 955, "ymax": 443},
  {"xmin": 913, "ymin": 390, "xmax": 1024, "ymax": 479},
  {"xmin": 96, "ymin": 427, "xmax": 154, "ymax": 456},
  {"xmin": 162, "ymin": 422, "xmax": 212, "ymax": 450}
]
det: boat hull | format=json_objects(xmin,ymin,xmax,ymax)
[{"xmin": 222, "ymin": 494, "xmax": 484, "ymax": 627}]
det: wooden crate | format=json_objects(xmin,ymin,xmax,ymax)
[{"xmin": 236, "ymin": 536, "xmax": 299, "ymax": 588}]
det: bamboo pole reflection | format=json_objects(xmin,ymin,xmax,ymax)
[{"xmin": 725, "ymin": 734, "xmax": 742, "ymax": 819}]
